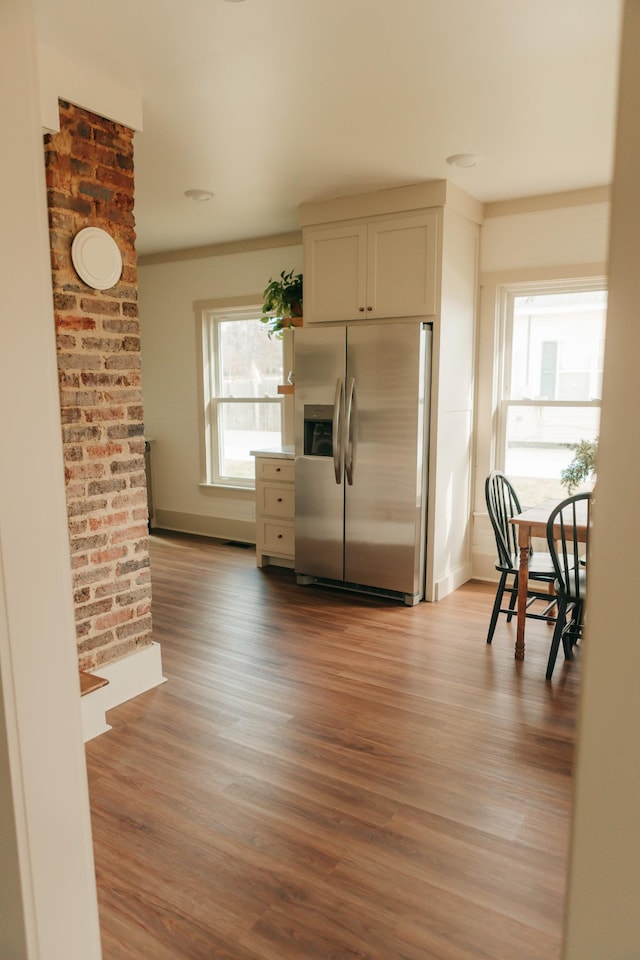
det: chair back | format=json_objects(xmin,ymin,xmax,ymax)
[
  {"xmin": 546, "ymin": 493, "xmax": 592, "ymax": 602},
  {"xmin": 485, "ymin": 471, "xmax": 525, "ymax": 569}
]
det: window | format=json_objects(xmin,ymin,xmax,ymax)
[
  {"xmin": 498, "ymin": 281, "xmax": 606, "ymax": 504},
  {"xmin": 202, "ymin": 306, "xmax": 284, "ymax": 486}
]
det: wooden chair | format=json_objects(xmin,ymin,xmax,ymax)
[
  {"xmin": 545, "ymin": 492, "xmax": 591, "ymax": 680},
  {"xmin": 485, "ymin": 471, "xmax": 557, "ymax": 645}
]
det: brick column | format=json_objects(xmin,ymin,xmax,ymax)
[{"xmin": 45, "ymin": 101, "xmax": 152, "ymax": 670}]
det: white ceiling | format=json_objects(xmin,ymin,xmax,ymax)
[{"xmin": 34, "ymin": 0, "xmax": 623, "ymax": 256}]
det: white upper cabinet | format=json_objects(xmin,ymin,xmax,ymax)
[
  {"xmin": 367, "ymin": 212, "xmax": 438, "ymax": 319},
  {"xmin": 303, "ymin": 222, "xmax": 368, "ymax": 323},
  {"xmin": 303, "ymin": 210, "xmax": 439, "ymax": 324}
]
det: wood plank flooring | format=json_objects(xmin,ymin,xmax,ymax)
[{"xmin": 85, "ymin": 531, "xmax": 580, "ymax": 960}]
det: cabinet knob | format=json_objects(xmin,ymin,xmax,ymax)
[
  {"xmin": 277, "ymin": 497, "xmax": 283, "ymax": 502},
  {"xmin": 275, "ymin": 467, "xmax": 281, "ymax": 472},
  {"xmin": 367, "ymin": 306, "xmax": 373, "ymax": 311},
  {"xmin": 359, "ymin": 306, "xmax": 365, "ymax": 312},
  {"xmin": 277, "ymin": 534, "xmax": 283, "ymax": 539}
]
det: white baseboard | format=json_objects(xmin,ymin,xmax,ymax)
[
  {"xmin": 431, "ymin": 561, "xmax": 473, "ymax": 601},
  {"xmin": 153, "ymin": 510, "xmax": 255, "ymax": 544},
  {"xmin": 81, "ymin": 641, "xmax": 166, "ymax": 742},
  {"xmin": 258, "ymin": 555, "xmax": 294, "ymax": 570},
  {"xmin": 472, "ymin": 552, "xmax": 501, "ymax": 583},
  {"xmin": 80, "ymin": 687, "xmax": 112, "ymax": 741}
]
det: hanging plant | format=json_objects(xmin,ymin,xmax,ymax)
[{"xmin": 260, "ymin": 270, "xmax": 303, "ymax": 339}]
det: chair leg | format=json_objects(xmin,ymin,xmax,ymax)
[
  {"xmin": 506, "ymin": 573, "xmax": 518, "ymax": 622},
  {"xmin": 487, "ymin": 572, "xmax": 508, "ymax": 644},
  {"xmin": 546, "ymin": 582, "xmax": 557, "ymax": 626},
  {"xmin": 563, "ymin": 600, "xmax": 582, "ymax": 659},
  {"xmin": 546, "ymin": 597, "xmax": 568, "ymax": 680}
]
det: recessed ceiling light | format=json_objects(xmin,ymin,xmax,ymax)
[
  {"xmin": 184, "ymin": 189, "xmax": 214, "ymax": 202},
  {"xmin": 446, "ymin": 153, "xmax": 481, "ymax": 168}
]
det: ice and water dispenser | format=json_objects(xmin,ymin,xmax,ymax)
[{"xmin": 303, "ymin": 404, "xmax": 334, "ymax": 457}]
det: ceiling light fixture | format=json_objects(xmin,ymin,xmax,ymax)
[
  {"xmin": 446, "ymin": 153, "xmax": 481, "ymax": 168},
  {"xmin": 184, "ymin": 189, "xmax": 214, "ymax": 202},
  {"xmin": 221, "ymin": 0, "xmax": 247, "ymax": 3}
]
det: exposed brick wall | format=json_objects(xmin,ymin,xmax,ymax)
[{"xmin": 44, "ymin": 101, "xmax": 152, "ymax": 670}]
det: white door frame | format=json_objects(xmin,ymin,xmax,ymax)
[{"xmin": 0, "ymin": 2, "xmax": 102, "ymax": 957}]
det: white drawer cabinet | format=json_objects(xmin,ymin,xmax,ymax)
[{"xmin": 253, "ymin": 454, "xmax": 295, "ymax": 568}]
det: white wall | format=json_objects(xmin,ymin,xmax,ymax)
[
  {"xmin": 427, "ymin": 207, "xmax": 479, "ymax": 599},
  {"xmin": 564, "ymin": 1, "xmax": 640, "ymax": 954},
  {"xmin": 0, "ymin": 1, "xmax": 102, "ymax": 956},
  {"xmin": 472, "ymin": 201, "xmax": 610, "ymax": 580},
  {"xmin": 480, "ymin": 202, "xmax": 610, "ymax": 275},
  {"xmin": 139, "ymin": 244, "xmax": 302, "ymax": 539}
]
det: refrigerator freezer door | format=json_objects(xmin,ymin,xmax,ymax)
[
  {"xmin": 294, "ymin": 326, "xmax": 346, "ymax": 581},
  {"xmin": 344, "ymin": 322, "xmax": 430, "ymax": 599}
]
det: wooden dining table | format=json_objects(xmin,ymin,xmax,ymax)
[{"xmin": 509, "ymin": 498, "xmax": 589, "ymax": 660}]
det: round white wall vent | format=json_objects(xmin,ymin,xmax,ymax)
[{"xmin": 71, "ymin": 227, "xmax": 123, "ymax": 291}]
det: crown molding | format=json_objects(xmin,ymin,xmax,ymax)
[
  {"xmin": 139, "ymin": 231, "xmax": 302, "ymax": 267},
  {"xmin": 484, "ymin": 186, "xmax": 610, "ymax": 219}
]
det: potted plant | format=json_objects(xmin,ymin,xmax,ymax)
[
  {"xmin": 260, "ymin": 270, "xmax": 303, "ymax": 339},
  {"xmin": 560, "ymin": 438, "xmax": 598, "ymax": 493}
]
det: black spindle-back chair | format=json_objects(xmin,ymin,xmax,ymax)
[
  {"xmin": 485, "ymin": 471, "xmax": 557, "ymax": 645},
  {"xmin": 545, "ymin": 492, "xmax": 592, "ymax": 680}
]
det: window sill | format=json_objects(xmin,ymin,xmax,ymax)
[{"xmin": 198, "ymin": 482, "xmax": 255, "ymax": 494}]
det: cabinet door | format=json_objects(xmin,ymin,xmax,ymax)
[
  {"xmin": 256, "ymin": 459, "xmax": 295, "ymax": 483},
  {"xmin": 258, "ymin": 519, "xmax": 295, "ymax": 556},
  {"xmin": 303, "ymin": 223, "xmax": 367, "ymax": 323},
  {"xmin": 259, "ymin": 483, "xmax": 295, "ymax": 519},
  {"xmin": 366, "ymin": 211, "xmax": 439, "ymax": 318}
]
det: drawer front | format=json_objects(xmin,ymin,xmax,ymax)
[
  {"xmin": 258, "ymin": 520, "xmax": 295, "ymax": 556},
  {"xmin": 259, "ymin": 483, "xmax": 294, "ymax": 519},
  {"xmin": 256, "ymin": 458, "xmax": 295, "ymax": 483}
]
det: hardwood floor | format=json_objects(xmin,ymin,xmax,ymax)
[{"xmin": 85, "ymin": 532, "xmax": 580, "ymax": 960}]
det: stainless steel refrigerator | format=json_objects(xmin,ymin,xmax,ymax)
[{"xmin": 294, "ymin": 320, "xmax": 431, "ymax": 605}]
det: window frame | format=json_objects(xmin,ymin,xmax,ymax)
[
  {"xmin": 200, "ymin": 303, "xmax": 285, "ymax": 489},
  {"xmin": 495, "ymin": 275, "xmax": 607, "ymax": 483}
]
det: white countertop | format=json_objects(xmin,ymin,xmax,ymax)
[{"xmin": 250, "ymin": 446, "xmax": 295, "ymax": 460}]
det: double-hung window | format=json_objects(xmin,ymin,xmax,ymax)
[
  {"xmin": 498, "ymin": 280, "xmax": 607, "ymax": 504},
  {"xmin": 202, "ymin": 306, "xmax": 284, "ymax": 487}
]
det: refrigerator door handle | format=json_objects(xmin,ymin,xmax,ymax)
[
  {"xmin": 345, "ymin": 377, "xmax": 356, "ymax": 485},
  {"xmin": 332, "ymin": 377, "xmax": 344, "ymax": 484}
]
